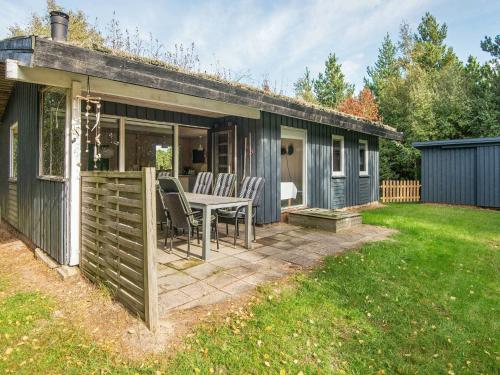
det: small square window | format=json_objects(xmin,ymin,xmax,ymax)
[
  {"xmin": 359, "ymin": 139, "xmax": 368, "ymax": 175},
  {"xmin": 9, "ymin": 123, "xmax": 18, "ymax": 180},
  {"xmin": 40, "ymin": 87, "xmax": 67, "ymax": 178},
  {"xmin": 332, "ymin": 135, "xmax": 344, "ymax": 176}
]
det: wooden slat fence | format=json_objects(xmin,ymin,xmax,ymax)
[
  {"xmin": 6, "ymin": 181, "xmax": 18, "ymax": 228},
  {"xmin": 381, "ymin": 180, "xmax": 421, "ymax": 203},
  {"xmin": 80, "ymin": 168, "xmax": 158, "ymax": 331}
]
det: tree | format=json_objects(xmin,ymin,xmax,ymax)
[
  {"xmin": 369, "ymin": 14, "xmax": 473, "ymax": 179},
  {"xmin": 461, "ymin": 35, "xmax": 500, "ymax": 138},
  {"xmin": 337, "ymin": 87, "xmax": 381, "ymax": 121},
  {"xmin": 313, "ymin": 53, "xmax": 354, "ymax": 108},
  {"xmin": 365, "ymin": 34, "xmax": 399, "ymax": 97},
  {"xmin": 413, "ymin": 12, "xmax": 457, "ymax": 70},
  {"xmin": 294, "ymin": 67, "xmax": 316, "ymax": 103},
  {"xmin": 9, "ymin": 0, "xmax": 104, "ymax": 48},
  {"xmin": 480, "ymin": 35, "xmax": 500, "ymax": 60}
]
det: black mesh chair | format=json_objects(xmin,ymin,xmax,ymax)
[
  {"xmin": 213, "ymin": 173, "xmax": 236, "ymax": 197},
  {"xmin": 158, "ymin": 176, "xmax": 219, "ymax": 257},
  {"xmin": 218, "ymin": 176, "xmax": 265, "ymax": 246},
  {"xmin": 192, "ymin": 172, "xmax": 213, "ymax": 194},
  {"xmin": 156, "ymin": 188, "xmax": 169, "ymax": 231}
]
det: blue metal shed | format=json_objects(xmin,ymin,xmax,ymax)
[{"xmin": 413, "ymin": 137, "xmax": 500, "ymax": 208}]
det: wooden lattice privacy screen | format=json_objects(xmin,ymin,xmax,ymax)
[
  {"xmin": 380, "ymin": 180, "xmax": 421, "ymax": 203},
  {"xmin": 80, "ymin": 169, "xmax": 158, "ymax": 330}
]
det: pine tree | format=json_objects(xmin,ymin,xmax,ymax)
[
  {"xmin": 463, "ymin": 35, "xmax": 500, "ymax": 137},
  {"xmin": 480, "ymin": 35, "xmax": 500, "ymax": 60},
  {"xmin": 294, "ymin": 67, "xmax": 316, "ymax": 103},
  {"xmin": 413, "ymin": 12, "xmax": 457, "ymax": 70},
  {"xmin": 313, "ymin": 53, "xmax": 354, "ymax": 108},
  {"xmin": 365, "ymin": 33, "xmax": 399, "ymax": 97}
]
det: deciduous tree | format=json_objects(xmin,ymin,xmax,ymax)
[{"xmin": 337, "ymin": 87, "xmax": 381, "ymax": 121}]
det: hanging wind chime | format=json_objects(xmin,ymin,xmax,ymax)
[{"xmin": 77, "ymin": 77, "xmax": 102, "ymax": 168}]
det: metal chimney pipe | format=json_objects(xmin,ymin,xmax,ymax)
[{"xmin": 50, "ymin": 11, "xmax": 69, "ymax": 42}]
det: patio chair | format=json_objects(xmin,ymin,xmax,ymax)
[
  {"xmin": 217, "ymin": 176, "xmax": 265, "ymax": 246},
  {"xmin": 192, "ymin": 172, "xmax": 213, "ymax": 194},
  {"xmin": 213, "ymin": 173, "xmax": 236, "ymax": 197},
  {"xmin": 156, "ymin": 188, "xmax": 169, "ymax": 231},
  {"xmin": 158, "ymin": 176, "xmax": 219, "ymax": 256}
]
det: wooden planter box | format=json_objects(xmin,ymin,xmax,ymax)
[{"xmin": 288, "ymin": 208, "xmax": 362, "ymax": 232}]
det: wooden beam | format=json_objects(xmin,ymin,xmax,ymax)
[
  {"xmin": 142, "ymin": 167, "xmax": 158, "ymax": 331},
  {"xmin": 68, "ymin": 80, "xmax": 82, "ymax": 266}
]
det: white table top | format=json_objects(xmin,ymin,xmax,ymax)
[{"xmin": 185, "ymin": 193, "xmax": 252, "ymax": 209}]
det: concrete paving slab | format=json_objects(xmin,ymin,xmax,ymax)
[
  {"xmin": 156, "ymin": 222, "xmax": 396, "ymax": 313},
  {"xmin": 205, "ymin": 272, "xmax": 240, "ymax": 289},
  {"xmin": 180, "ymin": 281, "xmax": 218, "ymax": 299},
  {"xmin": 158, "ymin": 290, "xmax": 193, "ymax": 314},
  {"xmin": 184, "ymin": 263, "xmax": 223, "ymax": 280},
  {"xmin": 158, "ymin": 273, "xmax": 197, "ymax": 291}
]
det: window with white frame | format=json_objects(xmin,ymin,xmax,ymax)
[
  {"xmin": 9, "ymin": 123, "xmax": 18, "ymax": 179},
  {"xmin": 332, "ymin": 134, "xmax": 344, "ymax": 176},
  {"xmin": 40, "ymin": 87, "xmax": 67, "ymax": 178},
  {"xmin": 359, "ymin": 139, "xmax": 368, "ymax": 175}
]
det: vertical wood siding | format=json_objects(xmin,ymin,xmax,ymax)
[
  {"xmin": 0, "ymin": 83, "xmax": 67, "ymax": 263},
  {"xmin": 421, "ymin": 144, "xmax": 500, "ymax": 208},
  {"xmin": 1, "ymin": 90, "xmax": 383, "ymax": 255},
  {"xmin": 222, "ymin": 112, "xmax": 380, "ymax": 224},
  {"xmin": 476, "ymin": 145, "xmax": 500, "ymax": 207},
  {"xmin": 6, "ymin": 182, "xmax": 18, "ymax": 227},
  {"xmin": 101, "ymin": 101, "xmax": 213, "ymax": 128},
  {"xmin": 98, "ymin": 104, "xmax": 381, "ymax": 223}
]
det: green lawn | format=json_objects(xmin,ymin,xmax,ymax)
[{"xmin": 1, "ymin": 204, "xmax": 499, "ymax": 374}]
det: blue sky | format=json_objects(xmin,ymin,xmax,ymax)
[{"xmin": 1, "ymin": 0, "xmax": 498, "ymax": 95}]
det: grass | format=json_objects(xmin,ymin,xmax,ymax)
[
  {"xmin": 0, "ymin": 279, "xmax": 142, "ymax": 374},
  {"xmin": 164, "ymin": 204, "xmax": 499, "ymax": 374},
  {"xmin": 0, "ymin": 204, "xmax": 499, "ymax": 374}
]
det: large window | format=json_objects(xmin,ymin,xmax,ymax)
[
  {"xmin": 40, "ymin": 87, "xmax": 67, "ymax": 178},
  {"xmin": 332, "ymin": 135, "xmax": 344, "ymax": 177},
  {"xmin": 80, "ymin": 117, "xmax": 120, "ymax": 171},
  {"xmin": 9, "ymin": 123, "xmax": 18, "ymax": 179},
  {"xmin": 359, "ymin": 139, "xmax": 368, "ymax": 175},
  {"xmin": 125, "ymin": 121, "xmax": 174, "ymax": 172}
]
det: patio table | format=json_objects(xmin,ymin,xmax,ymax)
[{"xmin": 184, "ymin": 193, "xmax": 253, "ymax": 260}]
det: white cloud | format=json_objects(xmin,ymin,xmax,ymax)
[{"xmin": 0, "ymin": 0, "xmax": 450, "ymax": 93}]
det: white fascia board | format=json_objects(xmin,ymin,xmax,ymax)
[{"xmin": 5, "ymin": 62, "xmax": 261, "ymax": 119}]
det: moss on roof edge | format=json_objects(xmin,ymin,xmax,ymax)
[{"xmin": 38, "ymin": 37, "xmax": 398, "ymax": 133}]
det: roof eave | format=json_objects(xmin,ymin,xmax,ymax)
[
  {"xmin": 1, "ymin": 36, "xmax": 402, "ymax": 140},
  {"xmin": 413, "ymin": 137, "xmax": 500, "ymax": 148}
]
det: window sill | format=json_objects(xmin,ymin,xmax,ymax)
[
  {"xmin": 331, "ymin": 174, "xmax": 346, "ymax": 179},
  {"xmin": 359, "ymin": 173, "xmax": 370, "ymax": 178},
  {"xmin": 37, "ymin": 176, "xmax": 66, "ymax": 183},
  {"xmin": 8, "ymin": 178, "xmax": 17, "ymax": 183}
]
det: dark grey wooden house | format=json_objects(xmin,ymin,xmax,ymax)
[
  {"xmin": 0, "ymin": 35, "xmax": 401, "ymax": 266},
  {"xmin": 414, "ymin": 137, "xmax": 500, "ymax": 208}
]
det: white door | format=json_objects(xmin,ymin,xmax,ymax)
[{"xmin": 280, "ymin": 126, "xmax": 307, "ymax": 209}]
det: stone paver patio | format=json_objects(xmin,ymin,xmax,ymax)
[{"xmin": 156, "ymin": 223, "xmax": 395, "ymax": 316}]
